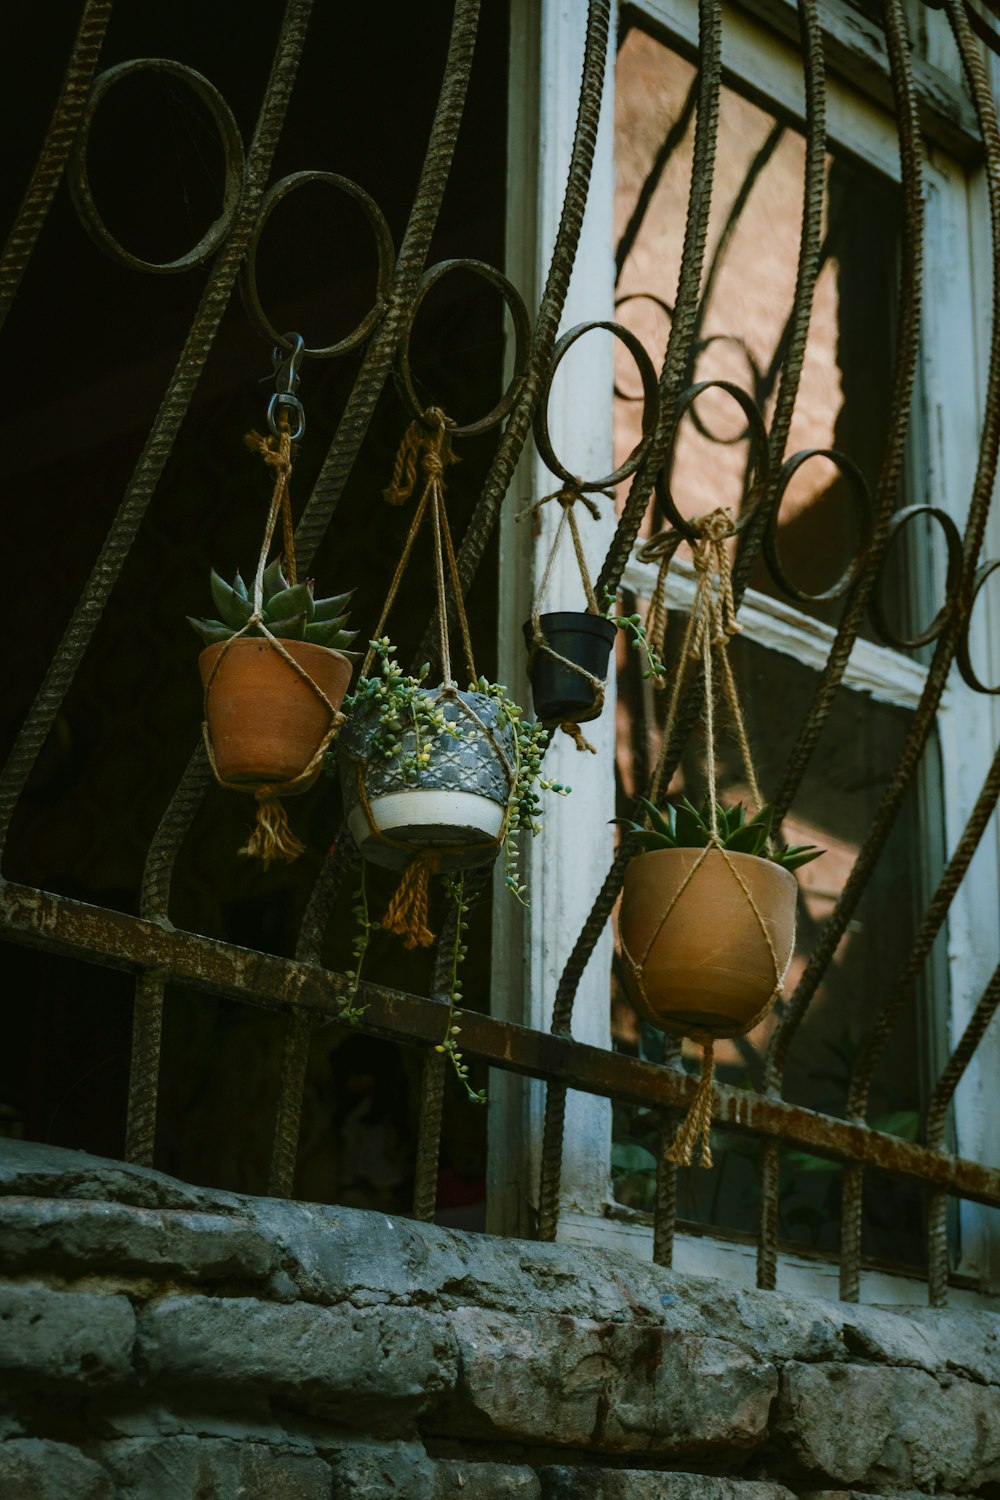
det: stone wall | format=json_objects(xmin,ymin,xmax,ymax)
[{"xmin": 1, "ymin": 1140, "xmax": 998, "ymax": 1499}]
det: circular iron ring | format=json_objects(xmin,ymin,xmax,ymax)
[
  {"xmin": 395, "ymin": 258, "xmax": 531, "ymax": 437},
  {"xmin": 764, "ymin": 447, "xmax": 875, "ymax": 604},
  {"xmin": 534, "ymin": 320, "xmax": 661, "ymax": 490},
  {"xmin": 240, "ymin": 171, "xmax": 395, "ymax": 357},
  {"xmin": 956, "ymin": 558, "xmax": 1000, "ymax": 694},
  {"xmin": 69, "ymin": 58, "xmax": 245, "ymax": 275},
  {"xmin": 869, "ymin": 504, "xmax": 963, "ymax": 650},
  {"xmin": 612, "ymin": 293, "xmax": 672, "ymax": 402},
  {"xmin": 658, "ymin": 380, "xmax": 770, "ymax": 542},
  {"xmin": 687, "ymin": 335, "xmax": 765, "ymax": 445}
]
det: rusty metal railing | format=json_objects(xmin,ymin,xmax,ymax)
[{"xmin": 1, "ymin": 0, "xmax": 999, "ymax": 1308}]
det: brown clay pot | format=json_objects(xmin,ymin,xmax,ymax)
[
  {"xmin": 619, "ymin": 846, "xmax": 798, "ymax": 1034},
  {"xmin": 199, "ymin": 638, "xmax": 353, "ymax": 793}
]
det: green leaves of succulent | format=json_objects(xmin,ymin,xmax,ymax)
[
  {"xmin": 615, "ymin": 795, "xmax": 822, "ymax": 870},
  {"xmin": 188, "ymin": 561, "xmax": 359, "ymax": 655}
]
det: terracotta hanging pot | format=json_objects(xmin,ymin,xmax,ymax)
[
  {"xmin": 619, "ymin": 846, "xmax": 798, "ymax": 1034},
  {"xmin": 523, "ymin": 610, "xmax": 617, "ymax": 725},
  {"xmin": 338, "ymin": 686, "xmax": 516, "ymax": 870},
  {"xmin": 200, "ymin": 638, "xmax": 354, "ymax": 793}
]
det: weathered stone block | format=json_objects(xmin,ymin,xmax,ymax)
[
  {"xmin": 0, "ymin": 1438, "xmax": 111, "ymax": 1499},
  {"xmin": 100, "ymin": 1435, "xmax": 332, "ymax": 1499},
  {"xmin": 539, "ymin": 1474, "xmax": 798, "ymax": 1500},
  {"xmin": 844, "ymin": 1302, "xmax": 1000, "ymax": 1386},
  {"xmin": 137, "ymin": 1295, "xmax": 457, "ymax": 1418},
  {"xmin": 0, "ymin": 1286, "xmax": 134, "ymax": 1387},
  {"xmin": 440, "ymin": 1308, "xmax": 776, "ymax": 1454},
  {"xmin": 0, "ymin": 1139, "xmax": 241, "ymax": 1214},
  {"xmin": 0, "ymin": 1196, "xmax": 275, "ymax": 1282},
  {"xmin": 316, "ymin": 1438, "xmax": 435, "ymax": 1498},
  {"xmin": 432, "ymin": 1461, "xmax": 541, "ymax": 1497},
  {"xmin": 777, "ymin": 1360, "xmax": 1000, "ymax": 1492}
]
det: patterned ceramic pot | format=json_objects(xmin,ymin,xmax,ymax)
[{"xmin": 338, "ymin": 687, "xmax": 516, "ymax": 870}]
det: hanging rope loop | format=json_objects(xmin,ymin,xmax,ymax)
[
  {"xmin": 623, "ymin": 506, "xmax": 789, "ymax": 1165},
  {"xmin": 383, "ymin": 405, "xmax": 458, "ymax": 507}
]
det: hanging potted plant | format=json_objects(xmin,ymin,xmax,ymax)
[
  {"xmin": 612, "ymin": 505, "xmax": 823, "ymax": 1167},
  {"xmin": 330, "ymin": 408, "xmax": 567, "ymax": 1096},
  {"xmin": 190, "ymin": 559, "xmax": 357, "ymax": 793},
  {"xmin": 193, "ymin": 334, "xmax": 357, "ymax": 867},
  {"xmin": 617, "ymin": 795, "xmax": 820, "ymax": 1034}
]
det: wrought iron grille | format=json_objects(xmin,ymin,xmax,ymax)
[{"xmin": 1, "ymin": 0, "xmax": 999, "ymax": 1308}]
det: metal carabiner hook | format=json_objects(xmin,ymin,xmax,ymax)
[{"xmin": 267, "ymin": 332, "xmax": 306, "ymax": 439}]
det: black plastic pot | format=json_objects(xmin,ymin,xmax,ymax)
[{"xmin": 522, "ymin": 611, "xmax": 617, "ymax": 724}]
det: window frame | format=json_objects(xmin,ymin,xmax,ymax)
[{"xmin": 498, "ymin": 0, "xmax": 1000, "ymax": 1301}]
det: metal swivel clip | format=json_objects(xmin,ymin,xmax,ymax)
[{"xmin": 267, "ymin": 332, "xmax": 306, "ymax": 441}]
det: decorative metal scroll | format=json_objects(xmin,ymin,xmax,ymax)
[{"xmin": 1, "ymin": 0, "xmax": 999, "ymax": 1318}]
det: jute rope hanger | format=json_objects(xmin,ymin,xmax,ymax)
[
  {"xmin": 353, "ymin": 407, "xmax": 516, "ymax": 948},
  {"xmin": 201, "ymin": 411, "xmax": 345, "ymax": 869},
  {"xmin": 521, "ymin": 480, "xmax": 615, "ymax": 754},
  {"xmin": 620, "ymin": 506, "xmax": 791, "ymax": 1168}
]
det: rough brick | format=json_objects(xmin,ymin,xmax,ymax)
[
  {"xmin": 540, "ymin": 1475, "xmax": 798, "ymax": 1500},
  {"xmin": 441, "ymin": 1308, "xmax": 776, "ymax": 1454},
  {"xmin": 0, "ymin": 1438, "xmax": 111, "ymax": 1499},
  {"xmin": 0, "ymin": 1285, "xmax": 134, "ymax": 1387},
  {"xmin": 100, "ymin": 1435, "xmax": 332, "ymax": 1499},
  {"xmin": 776, "ymin": 1360, "xmax": 1000, "ymax": 1491},
  {"xmin": 0, "ymin": 1196, "xmax": 275, "ymax": 1282},
  {"xmin": 137, "ymin": 1294, "xmax": 457, "ymax": 1419}
]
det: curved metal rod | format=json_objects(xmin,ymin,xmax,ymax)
[
  {"xmin": 764, "ymin": 0, "xmax": 1000, "ymax": 1101},
  {"xmin": 534, "ymin": 319, "xmax": 660, "ymax": 489},
  {"xmin": 240, "ymin": 170, "xmax": 396, "ymax": 356},
  {"xmin": 926, "ymin": 963, "xmax": 1000, "ymax": 1150},
  {"xmin": 395, "ymin": 256, "xmax": 532, "ymax": 436},
  {"xmin": 68, "ymin": 58, "xmax": 246, "ymax": 274},
  {"xmin": 0, "ymin": 0, "xmax": 316, "ymax": 871},
  {"xmin": 849, "ymin": 737, "xmax": 1000, "ymax": 1126},
  {"xmin": 868, "ymin": 504, "xmax": 964, "ymax": 649},
  {"xmin": 764, "ymin": 0, "xmax": 924, "ymax": 844},
  {"xmin": 139, "ymin": 0, "xmax": 483, "ymax": 930},
  {"xmin": 955, "ymin": 557, "xmax": 1000, "ymax": 693},
  {"xmin": 764, "ymin": 447, "xmax": 876, "ymax": 605},
  {"xmin": 0, "ymin": 0, "xmax": 113, "ymax": 332},
  {"xmin": 657, "ymin": 379, "xmax": 770, "ymax": 541}
]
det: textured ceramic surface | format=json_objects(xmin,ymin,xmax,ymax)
[
  {"xmin": 200, "ymin": 639, "xmax": 352, "ymax": 792},
  {"xmin": 619, "ymin": 846, "xmax": 798, "ymax": 1034},
  {"xmin": 338, "ymin": 687, "xmax": 516, "ymax": 869}
]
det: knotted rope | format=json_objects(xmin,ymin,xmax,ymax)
[
  {"xmin": 622, "ymin": 507, "xmax": 787, "ymax": 1167},
  {"xmin": 201, "ymin": 413, "xmax": 345, "ymax": 868},
  {"xmin": 356, "ymin": 408, "xmax": 513, "ymax": 943},
  {"xmin": 521, "ymin": 482, "xmax": 615, "ymax": 753}
]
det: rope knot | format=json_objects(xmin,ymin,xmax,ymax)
[{"xmin": 383, "ymin": 407, "xmax": 458, "ymax": 507}]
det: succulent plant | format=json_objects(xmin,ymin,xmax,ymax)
[
  {"xmin": 616, "ymin": 796, "xmax": 823, "ymax": 871},
  {"xmin": 187, "ymin": 559, "xmax": 358, "ymax": 654}
]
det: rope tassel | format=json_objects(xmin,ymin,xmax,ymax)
[
  {"xmin": 382, "ymin": 851, "xmax": 443, "ymax": 949},
  {"xmin": 666, "ymin": 1033, "xmax": 716, "ymax": 1168},
  {"xmin": 238, "ymin": 791, "xmax": 306, "ymax": 869}
]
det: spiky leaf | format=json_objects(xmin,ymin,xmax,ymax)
[
  {"xmin": 210, "ymin": 569, "xmax": 253, "ymax": 630},
  {"xmin": 262, "ymin": 558, "xmax": 289, "ymax": 601},
  {"xmin": 188, "ymin": 616, "xmax": 233, "ymax": 645},
  {"xmin": 304, "ymin": 621, "xmax": 359, "ymax": 649},
  {"xmin": 266, "ymin": 583, "xmax": 314, "ymax": 623},
  {"xmin": 264, "ymin": 610, "xmax": 307, "ymax": 641},
  {"xmin": 232, "ymin": 570, "xmax": 249, "ymax": 601},
  {"xmin": 674, "ymin": 800, "xmax": 706, "ymax": 848},
  {"xmin": 727, "ymin": 821, "xmax": 769, "ymax": 857},
  {"xmin": 312, "ymin": 591, "xmax": 354, "ymax": 623},
  {"xmin": 777, "ymin": 843, "xmax": 824, "ymax": 870},
  {"xmin": 635, "ymin": 796, "xmax": 675, "ymax": 842}
]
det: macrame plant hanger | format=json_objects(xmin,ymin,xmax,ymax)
[
  {"xmin": 621, "ymin": 507, "xmax": 791, "ymax": 1168},
  {"xmin": 523, "ymin": 481, "xmax": 615, "ymax": 754},
  {"xmin": 353, "ymin": 406, "xmax": 515, "ymax": 947},
  {"xmin": 201, "ymin": 336, "xmax": 345, "ymax": 867}
]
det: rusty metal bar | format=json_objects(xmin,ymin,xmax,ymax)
[
  {"xmin": 413, "ymin": 1050, "xmax": 447, "ymax": 1222},
  {"xmin": 4, "ymin": 879, "xmax": 1000, "ymax": 1209},
  {"xmin": 0, "ymin": 0, "xmax": 112, "ymax": 332}
]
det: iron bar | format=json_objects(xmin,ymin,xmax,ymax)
[{"xmin": 4, "ymin": 879, "xmax": 1000, "ymax": 1209}]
